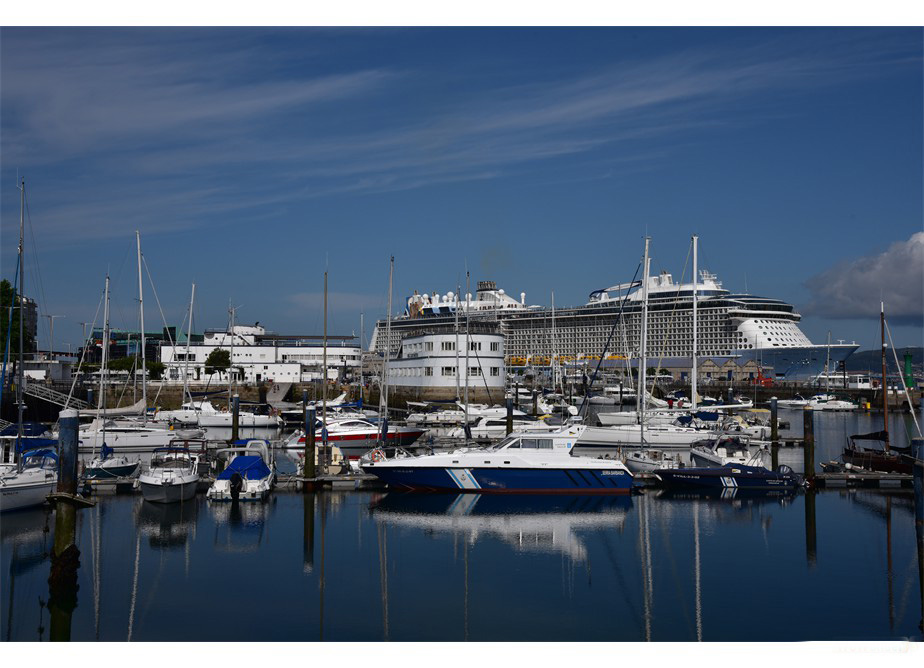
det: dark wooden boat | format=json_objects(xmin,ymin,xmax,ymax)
[{"xmin": 842, "ymin": 431, "xmax": 912, "ymax": 474}]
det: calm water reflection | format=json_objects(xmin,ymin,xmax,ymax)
[{"xmin": 1, "ymin": 409, "xmax": 922, "ymax": 641}]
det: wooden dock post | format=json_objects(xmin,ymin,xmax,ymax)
[
  {"xmin": 803, "ymin": 406, "xmax": 815, "ymax": 484},
  {"xmin": 805, "ymin": 489, "xmax": 817, "ymax": 567},
  {"xmin": 770, "ymin": 397, "xmax": 779, "ymax": 470},
  {"xmin": 231, "ymin": 393, "xmax": 240, "ymax": 443},
  {"xmin": 48, "ymin": 409, "xmax": 89, "ymax": 641},
  {"xmin": 506, "ymin": 397, "xmax": 513, "ymax": 435},
  {"xmin": 304, "ymin": 407, "xmax": 317, "ymax": 482}
]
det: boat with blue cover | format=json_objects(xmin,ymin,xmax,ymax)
[
  {"xmin": 363, "ymin": 425, "xmax": 634, "ymax": 494},
  {"xmin": 653, "ymin": 463, "xmax": 801, "ymax": 491},
  {"xmin": 207, "ymin": 440, "xmax": 275, "ymax": 501}
]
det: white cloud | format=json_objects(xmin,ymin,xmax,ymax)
[{"xmin": 803, "ymin": 232, "xmax": 924, "ymax": 324}]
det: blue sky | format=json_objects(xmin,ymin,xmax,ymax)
[{"xmin": 1, "ymin": 27, "xmax": 922, "ymax": 354}]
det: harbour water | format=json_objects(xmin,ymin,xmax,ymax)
[{"xmin": 2, "ymin": 409, "xmax": 922, "ymax": 642}]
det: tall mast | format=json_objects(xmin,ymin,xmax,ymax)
[
  {"xmin": 639, "ymin": 237, "xmax": 651, "ymax": 444},
  {"xmin": 464, "ymin": 271, "xmax": 471, "ymax": 425},
  {"xmin": 379, "ymin": 257, "xmax": 394, "ymax": 437},
  {"xmin": 136, "ymin": 231, "xmax": 147, "ymax": 422},
  {"xmin": 454, "ymin": 287, "xmax": 460, "ymax": 400},
  {"xmin": 551, "ymin": 291, "xmax": 558, "ymax": 393},
  {"xmin": 227, "ymin": 302, "xmax": 235, "ymax": 406},
  {"xmin": 16, "ymin": 180, "xmax": 25, "ymax": 442},
  {"xmin": 322, "ymin": 270, "xmax": 328, "ymax": 431},
  {"xmin": 691, "ymin": 234, "xmax": 698, "ymax": 411},
  {"xmin": 359, "ymin": 311, "xmax": 364, "ymax": 404},
  {"xmin": 182, "ymin": 283, "xmax": 196, "ymax": 407},
  {"xmin": 96, "ymin": 275, "xmax": 111, "ymax": 459},
  {"xmin": 881, "ymin": 302, "xmax": 889, "ymax": 450}
]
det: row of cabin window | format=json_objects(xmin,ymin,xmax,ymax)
[{"xmin": 439, "ymin": 341, "xmax": 500, "ymax": 352}]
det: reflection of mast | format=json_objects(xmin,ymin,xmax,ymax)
[
  {"xmin": 127, "ymin": 530, "xmax": 141, "ymax": 641},
  {"xmin": 887, "ymin": 495, "xmax": 894, "ymax": 630},
  {"xmin": 638, "ymin": 493, "xmax": 653, "ymax": 641},
  {"xmin": 464, "ymin": 538, "xmax": 469, "ymax": 641},
  {"xmin": 377, "ymin": 522, "xmax": 389, "ymax": 640},
  {"xmin": 694, "ymin": 500, "xmax": 702, "ymax": 641},
  {"xmin": 319, "ymin": 492, "xmax": 326, "ymax": 641}
]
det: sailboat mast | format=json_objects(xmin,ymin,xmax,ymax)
[
  {"xmin": 96, "ymin": 275, "xmax": 111, "ymax": 459},
  {"xmin": 136, "ymin": 231, "xmax": 147, "ymax": 422},
  {"xmin": 454, "ymin": 287, "xmax": 460, "ymax": 400},
  {"xmin": 464, "ymin": 271, "xmax": 471, "ymax": 424},
  {"xmin": 228, "ymin": 302, "xmax": 235, "ymax": 407},
  {"xmin": 182, "ymin": 284, "xmax": 196, "ymax": 406},
  {"xmin": 322, "ymin": 270, "xmax": 328, "ymax": 431},
  {"xmin": 881, "ymin": 301, "xmax": 889, "ymax": 449},
  {"xmin": 551, "ymin": 291, "xmax": 557, "ymax": 392},
  {"xmin": 16, "ymin": 180, "xmax": 25, "ymax": 442},
  {"xmin": 639, "ymin": 237, "xmax": 651, "ymax": 443},
  {"xmin": 380, "ymin": 257, "xmax": 394, "ymax": 437},
  {"xmin": 691, "ymin": 234, "xmax": 698, "ymax": 411},
  {"xmin": 359, "ymin": 311, "xmax": 364, "ymax": 404}
]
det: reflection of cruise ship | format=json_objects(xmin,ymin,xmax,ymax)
[{"xmin": 371, "ymin": 268, "xmax": 858, "ymax": 380}]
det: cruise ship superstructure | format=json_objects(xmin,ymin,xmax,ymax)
[{"xmin": 370, "ymin": 270, "xmax": 858, "ymax": 380}]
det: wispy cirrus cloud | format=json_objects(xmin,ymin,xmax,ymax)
[
  {"xmin": 803, "ymin": 232, "xmax": 924, "ymax": 325},
  {"xmin": 1, "ymin": 28, "xmax": 919, "ymax": 250}
]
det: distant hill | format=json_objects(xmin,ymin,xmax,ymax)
[{"xmin": 845, "ymin": 347, "xmax": 923, "ymax": 372}]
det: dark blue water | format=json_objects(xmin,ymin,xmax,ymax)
[{"xmin": 2, "ymin": 410, "xmax": 922, "ymax": 641}]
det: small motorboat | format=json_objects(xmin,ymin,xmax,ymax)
[
  {"xmin": 623, "ymin": 449, "xmax": 682, "ymax": 473},
  {"xmin": 138, "ymin": 447, "xmax": 200, "ymax": 503},
  {"xmin": 285, "ymin": 416, "xmax": 426, "ymax": 460},
  {"xmin": 0, "ymin": 448, "xmax": 58, "ymax": 512},
  {"xmin": 689, "ymin": 436, "xmax": 768, "ymax": 468},
  {"xmin": 654, "ymin": 463, "xmax": 801, "ymax": 491},
  {"xmin": 206, "ymin": 440, "xmax": 276, "ymax": 502},
  {"xmin": 83, "ymin": 443, "xmax": 141, "ymax": 480}
]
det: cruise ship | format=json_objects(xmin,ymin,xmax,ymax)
[{"xmin": 370, "ymin": 270, "xmax": 858, "ymax": 381}]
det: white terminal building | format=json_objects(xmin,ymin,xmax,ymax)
[
  {"xmin": 159, "ymin": 324, "xmax": 361, "ymax": 385},
  {"xmin": 385, "ymin": 325, "xmax": 505, "ymax": 404}
]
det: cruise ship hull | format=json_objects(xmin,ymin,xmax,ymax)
[{"xmin": 732, "ymin": 343, "xmax": 858, "ymax": 380}]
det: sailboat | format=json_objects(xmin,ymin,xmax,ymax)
[
  {"xmin": 841, "ymin": 303, "xmax": 912, "ymax": 473},
  {"xmin": 195, "ymin": 303, "xmax": 282, "ymax": 429},
  {"xmin": 579, "ymin": 237, "xmax": 708, "ymax": 451},
  {"xmin": 0, "ymin": 180, "xmax": 59, "ymax": 511},
  {"xmin": 75, "ymin": 271, "xmax": 197, "ymax": 454}
]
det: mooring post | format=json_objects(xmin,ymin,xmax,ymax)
[
  {"xmin": 304, "ymin": 406, "xmax": 317, "ymax": 482},
  {"xmin": 805, "ymin": 487, "xmax": 817, "ymax": 567},
  {"xmin": 48, "ymin": 408, "xmax": 88, "ymax": 642},
  {"xmin": 86, "ymin": 387, "xmax": 94, "ymax": 408},
  {"xmin": 506, "ymin": 397, "xmax": 514, "ymax": 436},
  {"xmin": 770, "ymin": 397, "xmax": 779, "ymax": 470},
  {"xmin": 303, "ymin": 490, "xmax": 316, "ymax": 569},
  {"xmin": 231, "ymin": 393, "xmax": 240, "ymax": 443},
  {"xmin": 532, "ymin": 389, "xmax": 538, "ymax": 417},
  {"xmin": 803, "ymin": 406, "xmax": 815, "ymax": 483}
]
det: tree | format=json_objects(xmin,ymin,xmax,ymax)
[
  {"xmin": 205, "ymin": 349, "xmax": 230, "ymax": 378},
  {"xmin": 0, "ymin": 279, "xmax": 35, "ymax": 360}
]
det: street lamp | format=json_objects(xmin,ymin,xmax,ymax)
[{"xmin": 44, "ymin": 314, "xmax": 64, "ymax": 359}]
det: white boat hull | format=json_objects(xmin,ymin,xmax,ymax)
[
  {"xmin": 197, "ymin": 413, "xmax": 281, "ymax": 428},
  {"xmin": 578, "ymin": 425, "xmax": 709, "ymax": 449},
  {"xmin": 0, "ymin": 479, "xmax": 56, "ymax": 512},
  {"xmin": 139, "ymin": 478, "xmax": 199, "ymax": 503}
]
